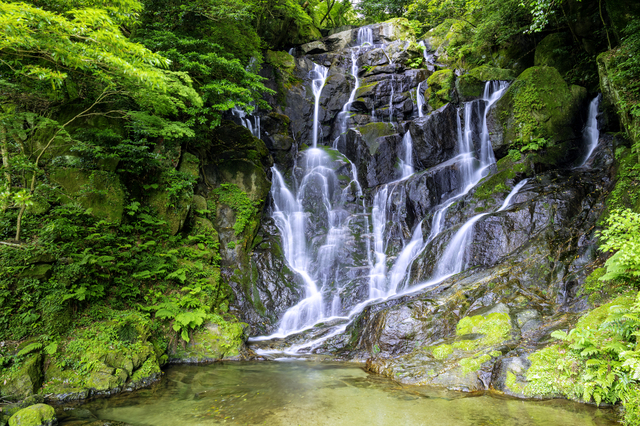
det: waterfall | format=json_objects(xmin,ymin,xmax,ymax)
[
  {"xmin": 334, "ymin": 32, "xmax": 374, "ymax": 149},
  {"xmin": 367, "ymin": 81, "xmax": 509, "ymax": 299},
  {"xmin": 311, "ymin": 64, "xmax": 328, "ymax": 148},
  {"xmin": 357, "ymin": 27, "xmax": 373, "ymax": 46},
  {"xmin": 400, "ymin": 131, "xmax": 414, "ymax": 179},
  {"xmin": 433, "ymin": 178, "xmax": 528, "ymax": 278},
  {"xmin": 416, "ymin": 81, "xmax": 425, "ymax": 118},
  {"xmin": 577, "ymin": 94, "xmax": 602, "ymax": 167},
  {"xmin": 256, "ymin": 30, "xmax": 517, "ymax": 346},
  {"xmin": 231, "ymin": 107, "xmax": 260, "ymax": 138}
]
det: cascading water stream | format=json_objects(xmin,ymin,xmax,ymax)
[
  {"xmin": 311, "ymin": 64, "xmax": 329, "ymax": 148},
  {"xmin": 231, "ymin": 106, "xmax": 260, "ymax": 138},
  {"xmin": 400, "ymin": 131, "xmax": 414, "ymax": 179},
  {"xmin": 433, "ymin": 178, "xmax": 529, "ymax": 278},
  {"xmin": 577, "ymin": 94, "xmax": 602, "ymax": 167},
  {"xmin": 416, "ymin": 81, "xmax": 425, "ymax": 118},
  {"xmin": 255, "ymin": 48, "xmax": 514, "ymax": 348}
]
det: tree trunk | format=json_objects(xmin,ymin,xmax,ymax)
[
  {"xmin": 0, "ymin": 124, "xmax": 10, "ymax": 187},
  {"xmin": 15, "ymin": 203, "xmax": 25, "ymax": 241}
]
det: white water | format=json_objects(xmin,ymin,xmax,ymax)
[
  {"xmin": 577, "ymin": 94, "xmax": 602, "ymax": 167},
  {"xmin": 334, "ymin": 30, "xmax": 375, "ymax": 149},
  {"xmin": 400, "ymin": 131, "xmax": 414, "ymax": 178},
  {"xmin": 416, "ymin": 81, "xmax": 425, "ymax": 118},
  {"xmin": 357, "ymin": 27, "xmax": 373, "ymax": 46},
  {"xmin": 311, "ymin": 64, "xmax": 329, "ymax": 148},
  {"xmin": 231, "ymin": 106, "xmax": 260, "ymax": 138},
  {"xmin": 256, "ymin": 39, "xmax": 516, "ymax": 349}
]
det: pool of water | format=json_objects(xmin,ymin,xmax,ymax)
[{"xmin": 59, "ymin": 361, "xmax": 617, "ymax": 425}]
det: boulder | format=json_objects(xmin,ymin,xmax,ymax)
[
  {"xmin": 0, "ymin": 353, "xmax": 43, "ymax": 401},
  {"xmin": 486, "ymin": 66, "xmax": 586, "ymax": 158},
  {"xmin": 324, "ymin": 30, "xmax": 353, "ymax": 51},
  {"xmin": 49, "ymin": 168, "xmax": 125, "ymax": 223},
  {"xmin": 534, "ymin": 33, "xmax": 573, "ymax": 76},
  {"xmin": 336, "ymin": 122, "xmax": 401, "ymax": 188},
  {"xmin": 167, "ymin": 320, "xmax": 247, "ymax": 363},
  {"xmin": 8, "ymin": 404, "xmax": 56, "ymax": 426},
  {"xmin": 300, "ymin": 40, "xmax": 327, "ymax": 55},
  {"xmin": 408, "ymin": 103, "xmax": 459, "ymax": 171},
  {"xmin": 426, "ymin": 69, "xmax": 455, "ymax": 110},
  {"xmin": 371, "ymin": 18, "xmax": 415, "ymax": 44}
]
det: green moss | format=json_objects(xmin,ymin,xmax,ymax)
[
  {"xmin": 455, "ymin": 312, "xmax": 512, "ymax": 350},
  {"xmin": 265, "ymin": 50, "xmax": 295, "ymax": 71},
  {"xmin": 459, "ymin": 353, "xmax": 492, "ymax": 374},
  {"xmin": 426, "ymin": 69, "xmax": 455, "ymax": 110},
  {"xmin": 468, "ymin": 65, "xmax": 516, "ymax": 81},
  {"xmin": 8, "ymin": 404, "xmax": 56, "ymax": 426},
  {"xmin": 492, "ymin": 66, "xmax": 583, "ymax": 149},
  {"xmin": 49, "ymin": 168, "xmax": 125, "ymax": 224},
  {"xmin": 355, "ymin": 122, "xmax": 397, "ymax": 155},
  {"xmin": 431, "ymin": 344, "xmax": 454, "ymax": 360},
  {"xmin": 505, "ymin": 371, "xmax": 524, "ymax": 393},
  {"xmin": 355, "ymin": 82, "xmax": 379, "ymax": 99}
]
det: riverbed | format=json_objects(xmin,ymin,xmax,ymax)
[{"xmin": 57, "ymin": 361, "xmax": 617, "ymax": 425}]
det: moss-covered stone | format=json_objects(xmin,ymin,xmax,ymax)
[
  {"xmin": 375, "ymin": 18, "xmax": 416, "ymax": 43},
  {"xmin": 49, "ymin": 168, "xmax": 125, "ymax": 223},
  {"xmin": 488, "ymin": 66, "xmax": 584, "ymax": 156},
  {"xmin": 353, "ymin": 122, "xmax": 396, "ymax": 156},
  {"xmin": 534, "ymin": 33, "xmax": 572, "ymax": 76},
  {"xmin": 0, "ymin": 353, "xmax": 43, "ymax": 401},
  {"xmin": 469, "ymin": 65, "xmax": 516, "ymax": 82},
  {"xmin": 8, "ymin": 404, "xmax": 56, "ymax": 426},
  {"xmin": 168, "ymin": 319, "xmax": 247, "ymax": 363},
  {"xmin": 18, "ymin": 264, "xmax": 52, "ymax": 280},
  {"xmin": 41, "ymin": 314, "xmax": 161, "ymax": 401},
  {"xmin": 265, "ymin": 50, "xmax": 295, "ymax": 71},
  {"xmin": 598, "ymin": 51, "xmax": 640, "ymax": 151},
  {"xmin": 426, "ymin": 69, "xmax": 455, "ymax": 110}
]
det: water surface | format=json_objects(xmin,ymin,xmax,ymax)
[{"xmin": 61, "ymin": 361, "xmax": 617, "ymax": 425}]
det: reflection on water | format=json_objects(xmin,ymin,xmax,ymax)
[{"xmin": 59, "ymin": 361, "xmax": 617, "ymax": 426}]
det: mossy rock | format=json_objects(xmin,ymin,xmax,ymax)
[
  {"xmin": 0, "ymin": 353, "xmax": 43, "ymax": 401},
  {"xmin": 487, "ymin": 66, "xmax": 585, "ymax": 158},
  {"xmin": 147, "ymin": 187, "xmax": 191, "ymax": 236},
  {"xmin": 179, "ymin": 152, "xmax": 199, "ymax": 180},
  {"xmin": 49, "ymin": 168, "xmax": 125, "ymax": 223},
  {"xmin": 376, "ymin": 18, "xmax": 416, "ymax": 43},
  {"xmin": 41, "ymin": 314, "xmax": 160, "ymax": 401},
  {"xmin": 456, "ymin": 74, "xmax": 483, "ymax": 101},
  {"xmin": 598, "ymin": 51, "xmax": 640, "ymax": 150},
  {"xmin": 353, "ymin": 122, "xmax": 396, "ymax": 156},
  {"xmin": 18, "ymin": 264, "xmax": 53, "ymax": 280},
  {"xmin": 469, "ymin": 65, "xmax": 516, "ymax": 82},
  {"xmin": 426, "ymin": 69, "xmax": 455, "ymax": 110},
  {"xmin": 8, "ymin": 404, "xmax": 56, "ymax": 426},
  {"xmin": 265, "ymin": 50, "xmax": 295, "ymax": 72},
  {"xmin": 168, "ymin": 319, "xmax": 247, "ymax": 363},
  {"xmin": 355, "ymin": 82, "xmax": 379, "ymax": 99},
  {"xmin": 534, "ymin": 33, "xmax": 572, "ymax": 76}
]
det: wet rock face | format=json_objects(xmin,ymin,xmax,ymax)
[
  {"xmin": 409, "ymin": 103, "xmax": 460, "ymax": 170},
  {"xmin": 303, "ymin": 139, "xmax": 615, "ymax": 392}
]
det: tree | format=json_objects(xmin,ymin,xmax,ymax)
[{"xmin": 0, "ymin": 0, "xmax": 201, "ymax": 240}]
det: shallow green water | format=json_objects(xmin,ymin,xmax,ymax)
[{"xmin": 60, "ymin": 361, "xmax": 617, "ymax": 425}]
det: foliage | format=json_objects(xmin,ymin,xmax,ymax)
[
  {"xmin": 212, "ymin": 183, "xmax": 260, "ymax": 236},
  {"xmin": 608, "ymin": 19, "xmax": 640, "ymax": 122},
  {"xmin": 526, "ymin": 294, "xmax": 640, "ymax": 424},
  {"xmin": 357, "ymin": 0, "xmax": 412, "ymax": 21},
  {"xmin": 599, "ymin": 209, "xmax": 640, "ymax": 286}
]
